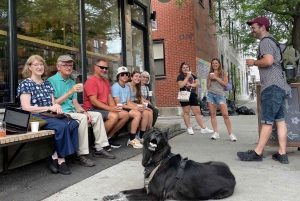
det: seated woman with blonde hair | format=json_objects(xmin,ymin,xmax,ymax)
[{"xmin": 17, "ymin": 55, "xmax": 79, "ymax": 175}]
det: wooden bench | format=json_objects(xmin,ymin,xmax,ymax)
[{"xmin": 0, "ymin": 130, "xmax": 54, "ymax": 173}]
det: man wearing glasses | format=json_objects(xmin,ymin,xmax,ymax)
[
  {"xmin": 83, "ymin": 59, "xmax": 130, "ymax": 149},
  {"xmin": 48, "ymin": 55, "xmax": 115, "ymax": 168}
]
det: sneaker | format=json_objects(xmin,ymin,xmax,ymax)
[
  {"xmin": 187, "ymin": 127, "xmax": 194, "ymax": 135},
  {"xmin": 228, "ymin": 133, "xmax": 237, "ymax": 141},
  {"xmin": 108, "ymin": 139, "xmax": 121, "ymax": 148},
  {"xmin": 272, "ymin": 152, "xmax": 289, "ymax": 164},
  {"xmin": 94, "ymin": 149, "xmax": 116, "ymax": 159},
  {"xmin": 201, "ymin": 127, "xmax": 214, "ymax": 134},
  {"xmin": 73, "ymin": 155, "xmax": 95, "ymax": 167},
  {"xmin": 211, "ymin": 132, "xmax": 220, "ymax": 140},
  {"xmin": 104, "ymin": 145, "xmax": 111, "ymax": 152},
  {"xmin": 136, "ymin": 135, "xmax": 144, "ymax": 143},
  {"xmin": 127, "ymin": 139, "xmax": 143, "ymax": 148},
  {"xmin": 237, "ymin": 150, "xmax": 262, "ymax": 161}
]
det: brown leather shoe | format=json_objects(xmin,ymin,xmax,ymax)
[
  {"xmin": 94, "ymin": 149, "xmax": 116, "ymax": 159},
  {"xmin": 73, "ymin": 155, "xmax": 96, "ymax": 167}
]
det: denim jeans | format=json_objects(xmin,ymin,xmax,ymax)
[
  {"xmin": 260, "ymin": 85, "xmax": 285, "ymax": 125},
  {"xmin": 207, "ymin": 92, "xmax": 226, "ymax": 105}
]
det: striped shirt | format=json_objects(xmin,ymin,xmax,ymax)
[{"xmin": 257, "ymin": 34, "xmax": 291, "ymax": 94}]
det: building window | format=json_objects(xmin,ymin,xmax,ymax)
[{"xmin": 153, "ymin": 40, "xmax": 165, "ymax": 76}]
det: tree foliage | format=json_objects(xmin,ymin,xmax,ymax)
[
  {"xmin": 176, "ymin": 0, "xmax": 300, "ymax": 55},
  {"xmin": 216, "ymin": 0, "xmax": 300, "ymax": 55}
]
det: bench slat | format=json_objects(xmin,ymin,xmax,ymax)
[{"xmin": 0, "ymin": 130, "xmax": 55, "ymax": 145}]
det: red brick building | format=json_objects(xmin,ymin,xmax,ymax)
[{"xmin": 152, "ymin": 0, "xmax": 218, "ymax": 107}]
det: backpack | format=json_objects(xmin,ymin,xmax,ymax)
[{"xmin": 259, "ymin": 37, "xmax": 286, "ymax": 72}]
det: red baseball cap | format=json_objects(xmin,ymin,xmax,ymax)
[{"xmin": 246, "ymin": 17, "xmax": 270, "ymax": 29}]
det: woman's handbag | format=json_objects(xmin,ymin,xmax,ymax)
[
  {"xmin": 177, "ymin": 88, "xmax": 191, "ymax": 102},
  {"xmin": 40, "ymin": 111, "xmax": 77, "ymax": 124},
  {"xmin": 221, "ymin": 71, "xmax": 232, "ymax": 91}
]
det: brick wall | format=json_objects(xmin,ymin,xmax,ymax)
[{"xmin": 152, "ymin": 0, "xmax": 218, "ymax": 107}]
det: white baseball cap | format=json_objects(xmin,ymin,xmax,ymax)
[{"xmin": 117, "ymin": 66, "xmax": 129, "ymax": 75}]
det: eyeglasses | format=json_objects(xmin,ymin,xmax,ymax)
[
  {"xmin": 120, "ymin": 72, "xmax": 129, "ymax": 77},
  {"xmin": 31, "ymin": 63, "xmax": 44, "ymax": 67},
  {"xmin": 60, "ymin": 64, "xmax": 73, "ymax": 68},
  {"xmin": 96, "ymin": 65, "xmax": 108, "ymax": 70}
]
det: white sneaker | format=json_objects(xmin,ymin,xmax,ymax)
[
  {"xmin": 127, "ymin": 139, "xmax": 143, "ymax": 148},
  {"xmin": 229, "ymin": 133, "xmax": 237, "ymax": 141},
  {"xmin": 211, "ymin": 132, "xmax": 220, "ymax": 140},
  {"xmin": 187, "ymin": 127, "xmax": 194, "ymax": 135},
  {"xmin": 201, "ymin": 127, "xmax": 214, "ymax": 134}
]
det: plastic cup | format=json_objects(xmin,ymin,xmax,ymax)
[
  {"xmin": 117, "ymin": 103, "xmax": 123, "ymax": 108},
  {"xmin": 30, "ymin": 122, "xmax": 39, "ymax": 132},
  {"xmin": 148, "ymin": 91, "xmax": 153, "ymax": 96},
  {"xmin": 76, "ymin": 83, "xmax": 83, "ymax": 92},
  {"xmin": 143, "ymin": 102, "xmax": 148, "ymax": 107},
  {"xmin": 210, "ymin": 73, "xmax": 214, "ymax": 76},
  {"xmin": 0, "ymin": 121, "xmax": 6, "ymax": 137},
  {"xmin": 188, "ymin": 71, "xmax": 192, "ymax": 74},
  {"xmin": 137, "ymin": 104, "xmax": 143, "ymax": 107}
]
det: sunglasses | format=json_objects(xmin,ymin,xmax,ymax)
[
  {"xmin": 96, "ymin": 65, "xmax": 108, "ymax": 70},
  {"xmin": 120, "ymin": 72, "xmax": 130, "ymax": 77}
]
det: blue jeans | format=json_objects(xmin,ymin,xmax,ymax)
[
  {"xmin": 260, "ymin": 85, "xmax": 285, "ymax": 125},
  {"xmin": 207, "ymin": 92, "xmax": 226, "ymax": 105}
]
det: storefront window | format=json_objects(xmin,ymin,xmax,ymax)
[
  {"xmin": 132, "ymin": 25, "xmax": 145, "ymax": 71},
  {"xmin": 16, "ymin": 0, "xmax": 81, "ymax": 83},
  {"xmin": 136, "ymin": 0, "xmax": 149, "ymax": 6},
  {"xmin": 0, "ymin": 1, "xmax": 9, "ymax": 103},
  {"xmin": 131, "ymin": 4, "xmax": 145, "ymax": 25},
  {"xmin": 85, "ymin": 0, "xmax": 122, "ymax": 84}
]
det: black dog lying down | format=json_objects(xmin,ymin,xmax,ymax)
[{"xmin": 103, "ymin": 128, "xmax": 236, "ymax": 200}]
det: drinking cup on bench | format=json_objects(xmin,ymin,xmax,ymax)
[
  {"xmin": 30, "ymin": 122, "xmax": 39, "ymax": 132},
  {"xmin": 0, "ymin": 121, "xmax": 6, "ymax": 137}
]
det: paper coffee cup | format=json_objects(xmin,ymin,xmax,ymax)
[
  {"xmin": 137, "ymin": 104, "xmax": 143, "ymax": 107},
  {"xmin": 210, "ymin": 73, "xmax": 214, "ymax": 75},
  {"xmin": 30, "ymin": 122, "xmax": 39, "ymax": 132},
  {"xmin": 76, "ymin": 83, "xmax": 83, "ymax": 92},
  {"xmin": 117, "ymin": 103, "xmax": 123, "ymax": 108},
  {"xmin": 148, "ymin": 91, "xmax": 153, "ymax": 96},
  {"xmin": 143, "ymin": 102, "xmax": 148, "ymax": 107},
  {"xmin": 188, "ymin": 71, "xmax": 192, "ymax": 74}
]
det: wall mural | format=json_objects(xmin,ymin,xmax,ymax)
[{"xmin": 196, "ymin": 57, "xmax": 210, "ymax": 96}]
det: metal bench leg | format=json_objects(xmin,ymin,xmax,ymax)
[{"xmin": 3, "ymin": 143, "xmax": 27, "ymax": 173}]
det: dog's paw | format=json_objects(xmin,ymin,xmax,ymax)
[{"xmin": 102, "ymin": 192, "xmax": 127, "ymax": 201}]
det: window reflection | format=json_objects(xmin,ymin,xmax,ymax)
[
  {"xmin": 0, "ymin": 1, "xmax": 10, "ymax": 103},
  {"xmin": 132, "ymin": 26, "xmax": 144, "ymax": 71},
  {"xmin": 85, "ymin": 0, "xmax": 122, "ymax": 83},
  {"xmin": 131, "ymin": 4, "xmax": 145, "ymax": 25}
]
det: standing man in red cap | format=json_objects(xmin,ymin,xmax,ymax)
[{"xmin": 237, "ymin": 17, "xmax": 291, "ymax": 164}]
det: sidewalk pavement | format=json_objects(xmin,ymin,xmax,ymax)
[{"xmin": 44, "ymin": 100, "xmax": 300, "ymax": 201}]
